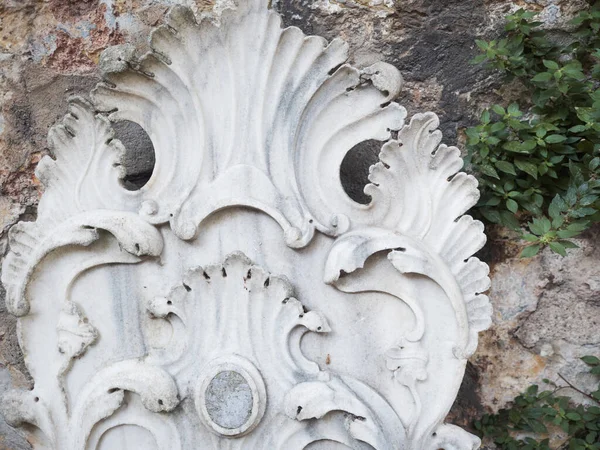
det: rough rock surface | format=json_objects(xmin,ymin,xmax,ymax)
[{"xmin": 0, "ymin": 0, "xmax": 597, "ymax": 448}]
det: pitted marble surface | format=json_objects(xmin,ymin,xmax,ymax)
[{"xmin": 205, "ymin": 371, "xmax": 254, "ymax": 430}]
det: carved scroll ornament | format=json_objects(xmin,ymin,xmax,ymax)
[{"xmin": 1, "ymin": 1, "xmax": 491, "ymax": 449}]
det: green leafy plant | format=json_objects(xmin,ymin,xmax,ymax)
[
  {"xmin": 474, "ymin": 356, "xmax": 600, "ymax": 449},
  {"xmin": 466, "ymin": 2, "xmax": 600, "ymax": 256}
]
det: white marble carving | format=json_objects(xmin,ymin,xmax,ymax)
[{"xmin": 0, "ymin": 0, "xmax": 491, "ymax": 449}]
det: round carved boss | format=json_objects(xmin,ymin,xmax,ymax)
[{"xmin": 195, "ymin": 355, "xmax": 267, "ymax": 437}]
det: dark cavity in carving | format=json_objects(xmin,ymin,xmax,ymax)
[
  {"xmin": 112, "ymin": 120, "xmax": 155, "ymax": 190},
  {"xmin": 340, "ymin": 140, "xmax": 383, "ymax": 204}
]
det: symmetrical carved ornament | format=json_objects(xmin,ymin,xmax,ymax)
[{"xmin": 1, "ymin": 1, "xmax": 492, "ymax": 449}]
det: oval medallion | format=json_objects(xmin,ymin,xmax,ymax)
[
  {"xmin": 196, "ymin": 356, "xmax": 266, "ymax": 437},
  {"xmin": 205, "ymin": 371, "xmax": 253, "ymax": 429}
]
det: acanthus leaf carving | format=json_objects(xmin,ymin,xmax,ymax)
[
  {"xmin": 1, "ymin": 210, "xmax": 163, "ymax": 316},
  {"xmin": 324, "ymin": 227, "xmax": 491, "ymax": 358},
  {"xmin": 36, "ymin": 97, "xmax": 137, "ymax": 219}
]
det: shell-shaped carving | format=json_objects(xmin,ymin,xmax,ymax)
[
  {"xmin": 146, "ymin": 252, "xmax": 330, "ymax": 384},
  {"xmin": 92, "ymin": 1, "xmax": 406, "ymax": 246}
]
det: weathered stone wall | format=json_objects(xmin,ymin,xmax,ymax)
[{"xmin": 0, "ymin": 1, "xmax": 597, "ymax": 448}]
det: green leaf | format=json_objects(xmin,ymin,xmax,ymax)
[
  {"xmin": 522, "ymin": 140, "xmax": 537, "ymax": 152},
  {"xmin": 569, "ymin": 124, "xmax": 587, "ymax": 133},
  {"xmin": 480, "ymin": 208, "xmax": 502, "ymax": 224},
  {"xmin": 485, "ymin": 196, "xmax": 502, "ymax": 206},
  {"xmin": 522, "ymin": 233, "xmax": 539, "ymax": 242},
  {"xmin": 566, "ymin": 412, "xmax": 582, "ymax": 421},
  {"xmin": 549, "ymin": 241, "xmax": 567, "ymax": 256},
  {"xmin": 543, "ymin": 60, "xmax": 559, "ymax": 70},
  {"xmin": 581, "ymin": 356, "xmax": 600, "ymax": 366},
  {"xmin": 503, "ymin": 141, "xmax": 530, "ymax": 153},
  {"xmin": 475, "ymin": 39, "xmax": 489, "ymax": 50},
  {"xmin": 558, "ymin": 82, "xmax": 569, "ymax": 94},
  {"xmin": 532, "ymin": 72, "xmax": 553, "ymax": 82},
  {"xmin": 559, "ymin": 240, "xmax": 579, "ymax": 249},
  {"xmin": 546, "ymin": 134, "xmax": 567, "ymax": 144},
  {"xmin": 572, "ymin": 207, "xmax": 597, "ymax": 218},
  {"xmin": 496, "ymin": 161, "xmax": 517, "ymax": 175},
  {"xmin": 492, "ymin": 105, "xmax": 506, "ymax": 115},
  {"xmin": 566, "ymin": 222, "xmax": 589, "ymax": 232},
  {"xmin": 557, "ymin": 229, "xmax": 582, "ymax": 239},
  {"xmin": 508, "ymin": 103, "xmax": 521, "ymax": 116},
  {"xmin": 507, "ymin": 198, "xmax": 519, "ymax": 213},
  {"xmin": 563, "ymin": 66, "xmax": 585, "ymax": 80},
  {"xmin": 471, "ymin": 54, "xmax": 488, "ymax": 64},
  {"xmin": 548, "ymin": 195, "xmax": 566, "ymax": 219},
  {"xmin": 552, "ymin": 215, "xmax": 565, "ymax": 229},
  {"xmin": 580, "ymin": 194, "xmax": 598, "ymax": 206},
  {"xmin": 490, "ymin": 122, "xmax": 506, "ymax": 133},
  {"xmin": 486, "ymin": 136, "xmax": 500, "ymax": 146},
  {"xmin": 529, "ymin": 220, "xmax": 544, "ymax": 236},
  {"xmin": 499, "ymin": 211, "xmax": 521, "ymax": 230},
  {"xmin": 481, "ymin": 109, "xmax": 491, "ymax": 124},
  {"xmin": 480, "ymin": 164, "xmax": 500, "ymax": 179},
  {"xmin": 521, "ymin": 244, "xmax": 541, "ymax": 258},
  {"xmin": 515, "ymin": 159, "xmax": 538, "ymax": 179},
  {"xmin": 465, "ymin": 127, "xmax": 480, "ymax": 141},
  {"xmin": 540, "ymin": 217, "xmax": 551, "ymax": 234}
]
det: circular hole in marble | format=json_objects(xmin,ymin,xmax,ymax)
[
  {"xmin": 205, "ymin": 370, "xmax": 253, "ymax": 430},
  {"xmin": 340, "ymin": 140, "xmax": 383, "ymax": 205},
  {"xmin": 112, "ymin": 120, "xmax": 155, "ymax": 191}
]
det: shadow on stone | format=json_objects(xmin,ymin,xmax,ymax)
[
  {"xmin": 340, "ymin": 139, "xmax": 383, "ymax": 205},
  {"xmin": 112, "ymin": 120, "xmax": 155, "ymax": 190}
]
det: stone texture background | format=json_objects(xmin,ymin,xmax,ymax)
[{"xmin": 0, "ymin": 0, "xmax": 598, "ymax": 448}]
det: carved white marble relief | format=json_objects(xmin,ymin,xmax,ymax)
[{"xmin": 0, "ymin": 0, "xmax": 491, "ymax": 449}]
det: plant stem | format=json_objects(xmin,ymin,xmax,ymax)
[{"xmin": 558, "ymin": 373, "xmax": 600, "ymax": 405}]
